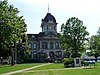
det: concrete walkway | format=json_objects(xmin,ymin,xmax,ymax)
[{"xmin": 1, "ymin": 63, "xmax": 52, "ymax": 75}]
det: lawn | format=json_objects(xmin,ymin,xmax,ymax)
[
  {"xmin": 12, "ymin": 63, "xmax": 100, "ymax": 75},
  {"xmin": 0, "ymin": 63, "xmax": 43, "ymax": 74},
  {"xmin": 32, "ymin": 63, "xmax": 64, "ymax": 70},
  {"xmin": 13, "ymin": 68, "xmax": 100, "ymax": 75}
]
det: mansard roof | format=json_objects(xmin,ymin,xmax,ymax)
[
  {"xmin": 27, "ymin": 32, "xmax": 60, "ymax": 39},
  {"xmin": 27, "ymin": 32, "xmax": 45, "ymax": 39},
  {"xmin": 42, "ymin": 13, "xmax": 56, "ymax": 23}
]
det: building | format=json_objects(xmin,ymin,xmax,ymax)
[{"xmin": 27, "ymin": 12, "xmax": 63, "ymax": 61}]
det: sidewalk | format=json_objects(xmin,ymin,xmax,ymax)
[{"xmin": 1, "ymin": 63, "xmax": 52, "ymax": 75}]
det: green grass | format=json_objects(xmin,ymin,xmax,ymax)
[
  {"xmin": 32, "ymin": 63, "xmax": 64, "ymax": 70},
  {"xmin": 12, "ymin": 63, "xmax": 100, "ymax": 75},
  {"xmin": 95, "ymin": 62, "xmax": 100, "ymax": 66},
  {"xmin": 0, "ymin": 63, "xmax": 43, "ymax": 74},
  {"xmin": 12, "ymin": 67, "xmax": 100, "ymax": 75},
  {"xmin": 32, "ymin": 62, "xmax": 100, "ymax": 70}
]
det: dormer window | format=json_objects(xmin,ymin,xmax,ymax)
[
  {"xmin": 32, "ymin": 35, "xmax": 35, "ymax": 38},
  {"xmin": 48, "ymin": 19, "xmax": 53, "ymax": 23}
]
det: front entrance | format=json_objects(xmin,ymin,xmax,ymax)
[{"xmin": 49, "ymin": 51, "xmax": 55, "ymax": 62}]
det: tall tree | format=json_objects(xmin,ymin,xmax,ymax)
[
  {"xmin": 90, "ymin": 35, "xmax": 100, "ymax": 51},
  {"xmin": 0, "ymin": 0, "xmax": 28, "ymax": 64},
  {"xmin": 97, "ymin": 27, "xmax": 100, "ymax": 35},
  {"xmin": 90, "ymin": 28, "xmax": 100, "ymax": 61},
  {"xmin": 60, "ymin": 17, "xmax": 89, "ymax": 57}
]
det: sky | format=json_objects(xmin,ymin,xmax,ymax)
[{"xmin": 8, "ymin": 0, "xmax": 100, "ymax": 36}]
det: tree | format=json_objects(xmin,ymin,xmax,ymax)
[
  {"xmin": 0, "ymin": 0, "xmax": 28, "ymax": 65},
  {"xmin": 17, "ymin": 34, "xmax": 29, "ymax": 63},
  {"xmin": 60, "ymin": 17, "xmax": 89, "ymax": 57},
  {"xmin": 90, "ymin": 35, "xmax": 100, "ymax": 51},
  {"xmin": 97, "ymin": 27, "xmax": 100, "ymax": 35},
  {"xmin": 89, "ymin": 28, "xmax": 100, "ymax": 61}
]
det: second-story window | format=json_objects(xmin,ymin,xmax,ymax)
[
  {"xmin": 33, "ymin": 43, "xmax": 37, "ymax": 49},
  {"xmin": 42, "ymin": 42, "xmax": 48, "ymax": 49},
  {"xmin": 55, "ymin": 42, "xmax": 59, "ymax": 49},
  {"xmin": 50, "ymin": 42, "xmax": 53, "ymax": 49},
  {"xmin": 28, "ymin": 43, "xmax": 32, "ymax": 49}
]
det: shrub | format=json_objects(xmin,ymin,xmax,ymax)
[
  {"xmin": 63, "ymin": 57, "xmax": 74, "ymax": 67},
  {"xmin": 81, "ymin": 59, "xmax": 84, "ymax": 66},
  {"xmin": 63, "ymin": 58, "xmax": 69, "ymax": 64}
]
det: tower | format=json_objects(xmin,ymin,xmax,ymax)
[
  {"xmin": 41, "ymin": 13, "xmax": 58, "ymax": 34},
  {"xmin": 27, "ymin": 6, "xmax": 63, "ymax": 62}
]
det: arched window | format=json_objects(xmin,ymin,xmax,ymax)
[
  {"xmin": 55, "ymin": 42, "xmax": 59, "ymax": 49},
  {"xmin": 42, "ymin": 42, "xmax": 48, "ymax": 49},
  {"xmin": 49, "ymin": 26, "xmax": 52, "ymax": 31},
  {"xmin": 28, "ymin": 43, "xmax": 32, "ymax": 49},
  {"xmin": 33, "ymin": 43, "xmax": 37, "ymax": 49},
  {"xmin": 56, "ymin": 51, "xmax": 62, "ymax": 58},
  {"xmin": 42, "ymin": 42, "xmax": 44, "ymax": 49},
  {"xmin": 49, "ymin": 51, "xmax": 54, "ymax": 57},
  {"xmin": 47, "ymin": 25, "xmax": 48, "ymax": 30},
  {"xmin": 54, "ymin": 26, "xmax": 56, "ymax": 30},
  {"xmin": 50, "ymin": 42, "xmax": 53, "ymax": 49},
  {"xmin": 45, "ymin": 42, "xmax": 48, "ymax": 49},
  {"xmin": 44, "ymin": 26, "xmax": 47, "ymax": 31}
]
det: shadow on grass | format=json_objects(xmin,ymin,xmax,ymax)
[{"xmin": 64, "ymin": 65, "xmax": 75, "ymax": 68}]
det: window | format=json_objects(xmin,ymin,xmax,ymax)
[
  {"xmin": 50, "ymin": 42, "xmax": 53, "ymax": 49},
  {"xmin": 42, "ymin": 42, "xmax": 45, "ymax": 49},
  {"xmin": 33, "ymin": 43, "xmax": 37, "ymax": 49},
  {"xmin": 31, "ymin": 35, "xmax": 35, "ymax": 38},
  {"xmin": 76, "ymin": 59, "xmax": 79, "ymax": 64},
  {"xmin": 54, "ymin": 26, "xmax": 56, "ymax": 31},
  {"xmin": 28, "ymin": 43, "xmax": 32, "ymax": 49},
  {"xmin": 44, "ymin": 26, "xmax": 47, "ymax": 31},
  {"xmin": 47, "ymin": 25, "xmax": 48, "ymax": 30},
  {"xmin": 55, "ymin": 42, "xmax": 59, "ymax": 49},
  {"xmin": 49, "ymin": 26, "xmax": 52, "ymax": 31},
  {"xmin": 56, "ymin": 51, "xmax": 62, "ymax": 58},
  {"xmin": 42, "ymin": 42, "xmax": 48, "ymax": 49},
  {"xmin": 45, "ymin": 42, "xmax": 48, "ymax": 49}
]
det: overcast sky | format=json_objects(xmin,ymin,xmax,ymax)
[{"xmin": 8, "ymin": 0, "xmax": 100, "ymax": 36}]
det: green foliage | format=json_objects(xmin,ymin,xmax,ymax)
[
  {"xmin": 71, "ymin": 52, "xmax": 81, "ymax": 58},
  {"xmin": 89, "ymin": 28, "xmax": 100, "ymax": 61},
  {"xmin": 97, "ymin": 27, "xmax": 100, "ymax": 35},
  {"xmin": 0, "ymin": 0, "xmax": 28, "ymax": 61},
  {"xmin": 60, "ymin": 17, "xmax": 89, "ymax": 55},
  {"xmin": 81, "ymin": 59, "xmax": 84, "ymax": 65},
  {"xmin": 55, "ymin": 59, "xmax": 63, "ymax": 63},
  {"xmin": 90, "ymin": 35, "xmax": 100, "ymax": 52},
  {"xmin": 63, "ymin": 58, "xmax": 69, "ymax": 64},
  {"xmin": 63, "ymin": 57, "xmax": 74, "ymax": 67}
]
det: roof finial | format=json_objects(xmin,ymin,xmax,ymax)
[{"xmin": 48, "ymin": 3, "xmax": 49, "ymax": 13}]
